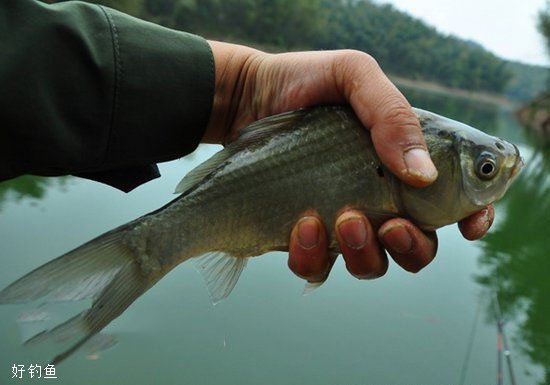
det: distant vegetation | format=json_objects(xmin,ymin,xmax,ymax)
[
  {"xmin": 505, "ymin": 61, "xmax": 548, "ymax": 101},
  {"xmin": 73, "ymin": 0, "xmax": 547, "ymax": 101},
  {"xmin": 539, "ymin": 0, "xmax": 550, "ymax": 55},
  {"xmin": 515, "ymin": 1, "xmax": 550, "ymax": 140}
]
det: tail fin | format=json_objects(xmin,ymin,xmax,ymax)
[
  {"xmin": 0, "ymin": 229, "xmax": 133, "ymax": 304},
  {"xmin": 0, "ymin": 226, "xmax": 150, "ymax": 364}
]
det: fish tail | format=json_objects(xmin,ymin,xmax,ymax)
[
  {"xmin": 33, "ymin": 261, "xmax": 146, "ymax": 365},
  {"xmin": 0, "ymin": 224, "xmax": 153, "ymax": 364}
]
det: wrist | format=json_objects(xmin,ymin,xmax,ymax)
[{"xmin": 203, "ymin": 40, "xmax": 265, "ymax": 144}]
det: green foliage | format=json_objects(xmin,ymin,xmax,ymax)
[
  {"xmin": 538, "ymin": 0, "xmax": 550, "ymax": 54},
  {"xmin": 144, "ymin": 0, "xmax": 174, "ymax": 16},
  {"xmin": 0, "ymin": 175, "xmax": 70, "ymax": 212},
  {"xmin": 137, "ymin": 0, "xmax": 512, "ymax": 93},
  {"xmin": 73, "ymin": 0, "xmax": 550, "ymax": 97},
  {"xmin": 156, "ymin": 0, "xmax": 327, "ymax": 49},
  {"xmin": 505, "ymin": 61, "xmax": 548, "ymax": 101}
]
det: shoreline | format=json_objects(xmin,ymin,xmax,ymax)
[{"xmin": 390, "ymin": 75, "xmax": 518, "ymax": 109}]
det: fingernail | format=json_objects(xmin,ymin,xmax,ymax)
[
  {"xmin": 337, "ymin": 217, "xmax": 367, "ymax": 249},
  {"xmin": 404, "ymin": 148, "xmax": 438, "ymax": 182},
  {"xmin": 297, "ymin": 217, "xmax": 320, "ymax": 249},
  {"xmin": 479, "ymin": 208, "xmax": 489, "ymax": 221},
  {"xmin": 481, "ymin": 209, "xmax": 492, "ymax": 233},
  {"xmin": 381, "ymin": 224, "xmax": 412, "ymax": 254}
]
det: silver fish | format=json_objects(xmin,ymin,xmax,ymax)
[{"xmin": 0, "ymin": 106, "xmax": 523, "ymax": 363}]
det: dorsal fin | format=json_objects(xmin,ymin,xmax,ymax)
[
  {"xmin": 235, "ymin": 109, "xmax": 308, "ymax": 145},
  {"xmin": 174, "ymin": 109, "xmax": 308, "ymax": 195},
  {"xmin": 174, "ymin": 149, "xmax": 234, "ymax": 194}
]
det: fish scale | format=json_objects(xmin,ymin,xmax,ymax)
[{"xmin": 152, "ymin": 110, "xmax": 393, "ymax": 263}]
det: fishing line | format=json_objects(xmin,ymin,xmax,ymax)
[{"xmin": 458, "ymin": 300, "xmax": 481, "ymax": 385}]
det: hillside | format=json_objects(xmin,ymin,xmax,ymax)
[
  {"xmin": 505, "ymin": 61, "xmax": 548, "ymax": 102},
  {"xmin": 85, "ymin": 0, "xmax": 549, "ymax": 101}
]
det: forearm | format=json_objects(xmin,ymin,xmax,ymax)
[{"xmin": 0, "ymin": 0, "xmax": 213, "ymax": 189}]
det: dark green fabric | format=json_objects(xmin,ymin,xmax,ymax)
[{"xmin": 0, "ymin": 0, "xmax": 214, "ymax": 191}]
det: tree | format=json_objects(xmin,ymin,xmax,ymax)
[{"xmin": 538, "ymin": 0, "xmax": 550, "ymax": 55}]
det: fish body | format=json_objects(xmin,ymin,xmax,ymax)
[
  {"xmin": 0, "ymin": 106, "xmax": 522, "ymax": 363},
  {"xmin": 132, "ymin": 105, "xmax": 520, "ymax": 266}
]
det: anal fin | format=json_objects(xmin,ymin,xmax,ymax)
[
  {"xmin": 303, "ymin": 281, "xmax": 325, "ymax": 296},
  {"xmin": 194, "ymin": 253, "xmax": 248, "ymax": 304}
]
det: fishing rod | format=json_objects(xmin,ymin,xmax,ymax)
[
  {"xmin": 493, "ymin": 294, "xmax": 517, "ymax": 385},
  {"xmin": 497, "ymin": 318, "xmax": 503, "ymax": 385}
]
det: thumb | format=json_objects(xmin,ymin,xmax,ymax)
[
  {"xmin": 369, "ymin": 98, "xmax": 438, "ymax": 188},
  {"xmin": 335, "ymin": 51, "xmax": 438, "ymax": 187}
]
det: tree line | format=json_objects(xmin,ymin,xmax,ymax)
[
  {"xmin": 69, "ymin": 0, "xmax": 548, "ymax": 97},
  {"xmin": 137, "ymin": 0, "xmax": 512, "ymax": 93}
]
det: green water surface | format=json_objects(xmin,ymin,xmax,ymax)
[{"xmin": 0, "ymin": 90, "xmax": 548, "ymax": 385}]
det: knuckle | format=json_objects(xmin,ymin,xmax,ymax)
[
  {"xmin": 351, "ymin": 50, "xmax": 378, "ymax": 68},
  {"xmin": 337, "ymin": 50, "xmax": 380, "ymax": 74},
  {"xmin": 374, "ymin": 98, "xmax": 424, "ymax": 147},
  {"xmin": 331, "ymin": 50, "xmax": 383, "ymax": 101}
]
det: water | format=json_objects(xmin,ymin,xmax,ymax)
[{"xmin": 0, "ymin": 89, "xmax": 548, "ymax": 385}]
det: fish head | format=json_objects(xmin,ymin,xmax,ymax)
[
  {"xmin": 457, "ymin": 130, "xmax": 523, "ymax": 208},
  {"xmin": 403, "ymin": 109, "xmax": 523, "ymax": 230}
]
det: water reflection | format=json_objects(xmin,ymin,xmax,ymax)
[
  {"xmin": 476, "ymin": 148, "xmax": 550, "ymax": 384},
  {"xmin": 402, "ymin": 86, "xmax": 500, "ymax": 131},
  {"xmin": 403, "ymin": 86, "xmax": 550, "ymax": 382},
  {"xmin": 0, "ymin": 175, "xmax": 70, "ymax": 211}
]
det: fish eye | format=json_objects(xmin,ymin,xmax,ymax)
[{"xmin": 475, "ymin": 153, "xmax": 498, "ymax": 180}]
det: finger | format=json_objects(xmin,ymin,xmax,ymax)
[
  {"xmin": 335, "ymin": 210, "xmax": 388, "ymax": 279},
  {"xmin": 458, "ymin": 205, "xmax": 495, "ymax": 241},
  {"xmin": 288, "ymin": 215, "xmax": 330, "ymax": 282},
  {"xmin": 378, "ymin": 218, "xmax": 438, "ymax": 273},
  {"xmin": 334, "ymin": 51, "xmax": 438, "ymax": 187}
]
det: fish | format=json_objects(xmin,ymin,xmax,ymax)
[{"xmin": 0, "ymin": 105, "xmax": 523, "ymax": 363}]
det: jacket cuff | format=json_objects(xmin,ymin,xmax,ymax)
[{"xmin": 99, "ymin": 6, "xmax": 214, "ymax": 167}]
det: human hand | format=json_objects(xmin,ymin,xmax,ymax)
[{"xmin": 204, "ymin": 41, "xmax": 495, "ymax": 283}]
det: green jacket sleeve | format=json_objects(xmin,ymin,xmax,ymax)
[{"xmin": 0, "ymin": 0, "xmax": 214, "ymax": 191}]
